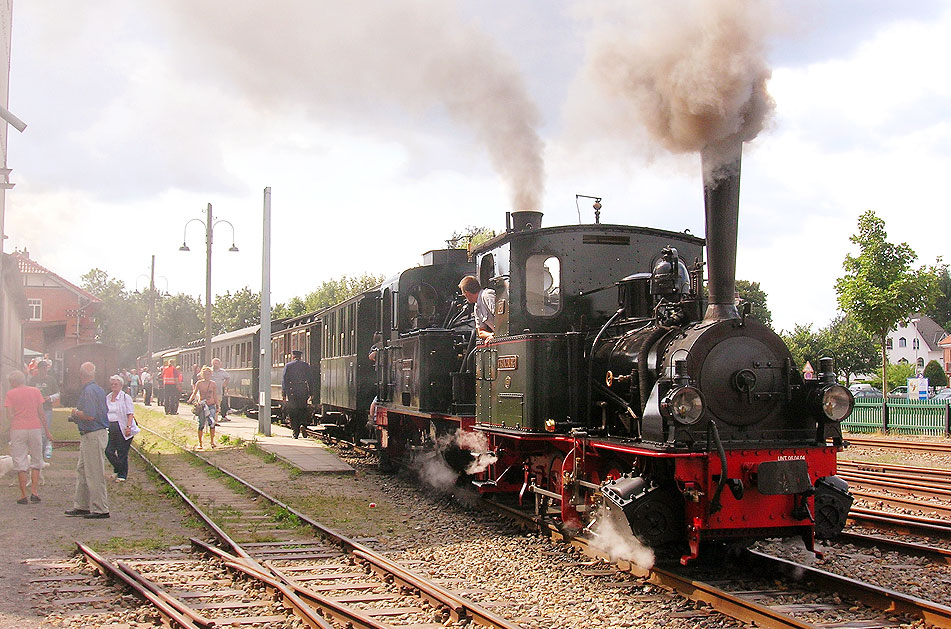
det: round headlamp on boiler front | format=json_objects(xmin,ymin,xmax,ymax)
[
  {"xmin": 817, "ymin": 384, "xmax": 854, "ymax": 422},
  {"xmin": 660, "ymin": 385, "xmax": 705, "ymax": 425}
]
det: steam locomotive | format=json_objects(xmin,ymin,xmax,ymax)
[
  {"xmin": 370, "ymin": 142, "xmax": 854, "ymax": 564},
  {"xmin": 157, "ymin": 140, "xmax": 854, "ymax": 563}
]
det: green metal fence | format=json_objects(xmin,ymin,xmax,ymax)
[{"xmin": 845, "ymin": 398, "xmax": 951, "ymax": 436}]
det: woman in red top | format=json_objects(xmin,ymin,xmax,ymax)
[{"xmin": 4, "ymin": 370, "xmax": 52, "ymax": 504}]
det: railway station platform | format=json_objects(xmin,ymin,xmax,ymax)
[{"xmin": 212, "ymin": 415, "xmax": 355, "ymax": 475}]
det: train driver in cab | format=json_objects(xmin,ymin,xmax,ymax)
[{"xmin": 459, "ymin": 275, "xmax": 495, "ymax": 342}]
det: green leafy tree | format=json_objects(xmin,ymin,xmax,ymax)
[
  {"xmin": 872, "ymin": 361, "xmax": 916, "ymax": 393},
  {"xmin": 926, "ymin": 264, "xmax": 951, "ymax": 330},
  {"xmin": 820, "ymin": 315, "xmax": 878, "ymax": 386},
  {"xmin": 781, "ymin": 323, "xmax": 824, "ymax": 375},
  {"xmin": 924, "ymin": 359, "xmax": 948, "ymax": 387},
  {"xmin": 301, "ymin": 273, "xmax": 385, "ymax": 312},
  {"xmin": 153, "ymin": 293, "xmax": 203, "ymax": 352},
  {"xmin": 835, "ymin": 210, "xmax": 938, "ymax": 420},
  {"xmin": 212, "ymin": 287, "xmax": 260, "ymax": 334},
  {"xmin": 273, "ymin": 296, "xmax": 307, "ymax": 320},
  {"xmin": 735, "ymin": 279, "xmax": 772, "ymax": 328},
  {"xmin": 81, "ymin": 269, "xmax": 146, "ymax": 366},
  {"xmin": 447, "ymin": 226, "xmax": 496, "ymax": 251}
]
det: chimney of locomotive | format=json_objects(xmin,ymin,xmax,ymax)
[
  {"xmin": 509, "ymin": 210, "xmax": 543, "ymax": 232},
  {"xmin": 700, "ymin": 140, "xmax": 742, "ymax": 322}
]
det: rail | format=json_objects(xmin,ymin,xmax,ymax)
[{"xmin": 135, "ymin": 425, "xmax": 519, "ymax": 629}]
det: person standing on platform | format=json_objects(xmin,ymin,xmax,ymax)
[
  {"xmin": 210, "ymin": 358, "xmax": 231, "ymax": 422},
  {"xmin": 130, "ymin": 369, "xmax": 139, "ymax": 400},
  {"xmin": 104, "ymin": 375, "xmax": 135, "ymax": 482},
  {"xmin": 161, "ymin": 360, "xmax": 177, "ymax": 414},
  {"xmin": 142, "ymin": 368, "xmax": 153, "ymax": 406},
  {"xmin": 29, "ymin": 360, "xmax": 59, "ymax": 460},
  {"xmin": 282, "ymin": 350, "xmax": 311, "ymax": 439},
  {"xmin": 65, "ymin": 362, "xmax": 110, "ymax": 519},
  {"xmin": 4, "ymin": 370, "xmax": 52, "ymax": 504}
]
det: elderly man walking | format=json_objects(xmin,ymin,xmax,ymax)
[
  {"xmin": 65, "ymin": 361, "xmax": 110, "ymax": 519},
  {"xmin": 4, "ymin": 370, "xmax": 52, "ymax": 504}
]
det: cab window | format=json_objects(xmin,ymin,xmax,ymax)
[{"xmin": 526, "ymin": 254, "xmax": 561, "ymax": 316}]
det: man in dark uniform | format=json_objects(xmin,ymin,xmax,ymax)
[{"xmin": 282, "ymin": 350, "xmax": 311, "ymax": 439}]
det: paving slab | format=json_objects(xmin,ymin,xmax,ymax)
[{"xmin": 212, "ymin": 415, "xmax": 354, "ymax": 475}]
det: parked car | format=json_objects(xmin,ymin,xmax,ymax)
[
  {"xmin": 852, "ymin": 388, "xmax": 883, "ymax": 399},
  {"xmin": 933, "ymin": 388, "xmax": 951, "ymax": 401},
  {"xmin": 888, "ymin": 386, "xmax": 908, "ymax": 399}
]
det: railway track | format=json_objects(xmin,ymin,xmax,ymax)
[
  {"xmin": 482, "ymin": 498, "xmax": 951, "ymax": 628},
  {"xmin": 65, "ymin": 426, "xmax": 520, "ymax": 629},
  {"xmin": 844, "ymin": 435, "xmax": 951, "ymax": 453}
]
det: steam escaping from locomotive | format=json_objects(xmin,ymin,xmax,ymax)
[
  {"xmin": 154, "ymin": 0, "xmax": 544, "ymax": 210},
  {"xmin": 575, "ymin": 0, "xmax": 775, "ymax": 178},
  {"xmin": 588, "ymin": 506, "xmax": 655, "ymax": 570}
]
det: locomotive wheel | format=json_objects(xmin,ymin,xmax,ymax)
[{"xmin": 548, "ymin": 455, "xmax": 565, "ymax": 493}]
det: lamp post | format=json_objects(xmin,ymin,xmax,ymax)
[{"xmin": 179, "ymin": 203, "xmax": 239, "ymax": 365}]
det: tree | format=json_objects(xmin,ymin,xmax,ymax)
[
  {"xmin": 300, "ymin": 273, "xmax": 385, "ymax": 312},
  {"xmin": 447, "ymin": 226, "xmax": 496, "ymax": 250},
  {"xmin": 820, "ymin": 315, "xmax": 878, "ymax": 386},
  {"xmin": 81, "ymin": 269, "xmax": 146, "ymax": 366},
  {"xmin": 273, "ymin": 296, "xmax": 307, "ymax": 320},
  {"xmin": 212, "ymin": 287, "xmax": 260, "ymax": 334},
  {"xmin": 873, "ymin": 361, "xmax": 916, "ymax": 393},
  {"xmin": 926, "ymin": 264, "xmax": 951, "ymax": 331},
  {"xmin": 153, "ymin": 294, "xmax": 203, "ymax": 352},
  {"xmin": 924, "ymin": 359, "xmax": 948, "ymax": 387},
  {"xmin": 735, "ymin": 279, "xmax": 772, "ymax": 328},
  {"xmin": 781, "ymin": 323, "xmax": 824, "ymax": 374},
  {"xmin": 835, "ymin": 210, "xmax": 938, "ymax": 423}
]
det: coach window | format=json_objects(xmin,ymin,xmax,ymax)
[{"xmin": 525, "ymin": 254, "xmax": 561, "ymax": 316}]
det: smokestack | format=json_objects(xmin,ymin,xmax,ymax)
[
  {"xmin": 701, "ymin": 141, "xmax": 742, "ymax": 321},
  {"xmin": 510, "ymin": 210, "xmax": 543, "ymax": 232}
]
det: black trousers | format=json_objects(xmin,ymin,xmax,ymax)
[
  {"xmin": 287, "ymin": 405, "xmax": 309, "ymax": 437},
  {"xmin": 164, "ymin": 387, "xmax": 179, "ymax": 414},
  {"xmin": 104, "ymin": 422, "xmax": 131, "ymax": 479}
]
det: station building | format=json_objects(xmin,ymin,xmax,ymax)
[{"xmin": 11, "ymin": 249, "xmax": 101, "ymax": 374}]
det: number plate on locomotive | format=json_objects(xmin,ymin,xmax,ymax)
[{"xmin": 497, "ymin": 355, "xmax": 518, "ymax": 370}]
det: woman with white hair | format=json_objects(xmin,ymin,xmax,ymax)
[{"xmin": 103, "ymin": 374, "xmax": 136, "ymax": 481}]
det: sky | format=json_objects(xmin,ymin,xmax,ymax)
[{"xmin": 3, "ymin": 1, "xmax": 950, "ymax": 333}]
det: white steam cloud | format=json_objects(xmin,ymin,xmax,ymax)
[
  {"xmin": 588, "ymin": 505, "xmax": 655, "ymax": 570},
  {"xmin": 416, "ymin": 430, "xmax": 497, "ymax": 493},
  {"xmin": 566, "ymin": 0, "xmax": 776, "ymax": 178},
  {"xmin": 155, "ymin": 1, "xmax": 544, "ymax": 210}
]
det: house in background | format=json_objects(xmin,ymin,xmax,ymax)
[
  {"xmin": 11, "ymin": 250, "xmax": 101, "ymax": 372},
  {"xmin": 938, "ymin": 335, "xmax": 951, "ymax": 383},
  {"xmin": 886, "ymin": 313, "xmax": 948, "ymax": 373}
]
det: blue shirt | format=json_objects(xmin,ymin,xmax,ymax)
[{"xmin": 77, "ymin": 381, "xmax": 109, "ymax": 434}]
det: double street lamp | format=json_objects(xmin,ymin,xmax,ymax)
[{"xmin": 179, "ymin": 203, "xmax": 239, "ymax": 365}]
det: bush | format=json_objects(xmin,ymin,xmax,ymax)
[
  {"xmin": 924, "ymin": 359, "xmax": 949, "ymax": 387},
  {"xmin": 873, "ymin": 362, "xmax": 917, "ymax": 392}
]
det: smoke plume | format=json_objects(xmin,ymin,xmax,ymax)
[
  {"xmin": 570, "ymin": 0, "xmax": 775, "ymax": 179},
  {"xmin": 155, "ymin": 1, "xmax": 544, "ymax": 209},
  {"xmin": 587, "ymin": 505, "xmax": 655, "ymax": 570}
]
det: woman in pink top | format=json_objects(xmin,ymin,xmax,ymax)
[{"xmin": 4, "ymin": 370, "xmax": 52, "ymax": 504}]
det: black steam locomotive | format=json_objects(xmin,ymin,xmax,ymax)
[
  {"xmin": 161, "ymin": 140, "xmax": 854, "ymax": 563},
  {"xmin": 370, "ymin": 142, "xmax": 854, "ymax": 563}
]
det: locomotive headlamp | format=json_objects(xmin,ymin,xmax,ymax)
[
  {"xmin": 817, "ymin": 384, "xmax": 854, "ymax": 422},
  {"xmin": 660, "ymin": 385, "xmax": 705, "ymax": 425}
]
